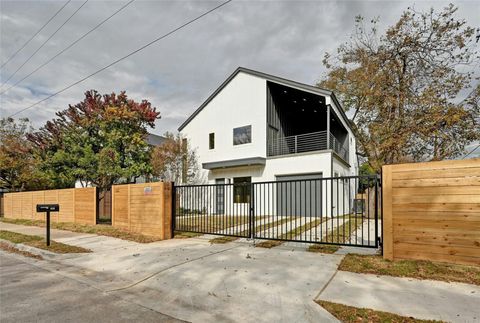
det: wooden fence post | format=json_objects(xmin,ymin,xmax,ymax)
[
  {"xmin": 382, "ymin": 165, "xmax": 394, "ymax": 260},
  {"xmin": 163, "ymin": 182, "xmax": 173, "ymax": 239}
]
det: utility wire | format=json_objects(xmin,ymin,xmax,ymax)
[
  {"xmin": 462, "ymin": 143, "xmax": 480, "ymax": 159},
  {"xmin": 0, "ymin": 0, "xmax": 135, "ymax": 96},
  {"xmin": 7, "ymin": 0, "xmax": 233, "ymax": 118},
  {"xmin": 0, "ymin": 0, "xmax": 72, "ymax": 70},
  {"xmin": 0, "ymin": 0, "xmax": 88, "ymax": 88}
]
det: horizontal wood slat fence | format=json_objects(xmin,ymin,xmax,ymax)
[
  {"xmin": 3, "ymin": 188, "xmax": 96, "ymax": 225},
  {"xmin": 112, "ymin": 182, "xmax": 173, "ymax": 239},
  {"xmin": 382, "ymin": 158, "xmax": 480, "ymax": 266}
]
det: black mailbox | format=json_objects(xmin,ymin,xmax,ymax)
[
  {"xmin": 36, "ymin": 204, "xmax": 59, "ymax": 246},
  {"xmin": 36, "ymin": 204, "xmax": 60, "ymax": 212}
]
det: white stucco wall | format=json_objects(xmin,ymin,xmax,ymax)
[
  {"xmin": 181, "ymin": 71, "xmax": 267, "ymax": 178},
  {"xmin": 178, "ymin": 70, "xmax": 359, "ymax": 218}
]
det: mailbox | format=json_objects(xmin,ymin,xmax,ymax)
[
  {"xmin": 36, "ymin": 204, "xmax": 59, "ymax": 246},
  {"xmin": 36, "ymin": 204, "xmax": 60, "ymax": 212}
]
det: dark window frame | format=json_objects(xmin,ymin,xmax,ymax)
[
  {"xmin": 209, "ymin": 133, "xmax": 215, "ymax": 150},
  {"xmin": 233, "ymin": 176, "xmax": 251, "ymax": 203},
  {"xmin": 233, "ymin": 125, "xmax": 252, "ymax": 145}
]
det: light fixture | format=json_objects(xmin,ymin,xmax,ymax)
[
  {"xmin": 284, "ymin": 90, "xmax": 287, "ymax": 94},
  {"xmin": 293, "ymin": 100, "xmax": 297, "ymax": 103},
  {"xmin": 301, "ymin": 108, "xmax": 305, "ymax": 112},
  {"xmin": 313, "ymin": 109, "xmax": 317, "ymax": 113},
  {"xmin": 303, "ymin": 98, "xmax": 307, "ymax": 101}
]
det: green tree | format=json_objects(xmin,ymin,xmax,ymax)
[
  {"xmin": 0, "ymin": 118, "xmax": 47, "ymax": 191},
  {"xmin": 28, "ymin": 90, "xmax": 160, "ymax": 191},
  {"xmin": 319, "ymin": 4, "xmax": 480, "ymax": 171}
]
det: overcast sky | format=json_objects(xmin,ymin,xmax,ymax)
[{"xmin": 0, "ymin": 0, "xmax": 479, "ymax": 157}]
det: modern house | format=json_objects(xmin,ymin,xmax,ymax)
[
  {"xmin": 179, "ymin": 67, "xmax": 358, "ymax": 183},
  {"xmin": 178, "ymin": 67, "xmax": 358, "ymax": 217}
]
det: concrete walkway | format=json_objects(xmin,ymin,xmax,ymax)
[
  {"xmin": 0, "ymin": 222, "xmax": 340, "ymax": 322},
  {"xmin": 317, "ymin": 271, "xmax": 480, "ymax": 323},
  {"xmin": 1, "ymin": 222, "xmax": 479, "ymax": 322}
]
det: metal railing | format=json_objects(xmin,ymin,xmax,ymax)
[
  {"xmin": 173, "ymin": 175, "xmax": 381, "ymax": 248},
  {"xmin": 267, "ymin": 130, "xmax": 349, "ymax": 161}
]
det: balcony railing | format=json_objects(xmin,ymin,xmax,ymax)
[{"xmin": 267, "ymin": 130, "xmax": 349, "ymax": 162}]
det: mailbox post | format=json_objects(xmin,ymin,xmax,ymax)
[{"xmin": 36, "ymin": 204, "xmax": 60, "ymax": 246}]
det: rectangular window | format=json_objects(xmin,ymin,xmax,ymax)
[
  {"xmin": 233, "ymin": 125, "xmax": 252, "ymax": 145},
  {"xmin": 233, "ymin": 177, "xmax": 251, "ymax": 203},
  {"xmin": 209, "ymin": 133, "xmax": 215, "ymax": 149}
]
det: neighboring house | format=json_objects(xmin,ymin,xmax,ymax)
[
  {"xmin": 178, "ymin": 67, "xmax": 358, "ymax": 216},
  {"xmin": 146, "ymin": 133, "xmax": 167, "ymax": 147}
]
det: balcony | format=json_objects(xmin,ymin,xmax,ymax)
[{"xmin": 267, "ymin": 130, "xmax": 349, "ymax": 162}]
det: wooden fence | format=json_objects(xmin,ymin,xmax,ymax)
[
  {"xmin": 382, "ymin": 158, "xmax": 480, "ymax": 266},
  {"xmin": 3, "ymin": 187, "xmax": 96, "ymax": 225},
  {"xmin": 112, "ymin": 182, "xmax": 173, "ymax": 239}
]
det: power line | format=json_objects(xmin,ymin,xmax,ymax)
[
  {"xmin": 462, "ymin": 143, "xmax": 480, "ymax": 159},
  {"xmin": 0, "ymin": 0, "xmax": 135, "ymax": 96},
  {"xmin": 7, "ymin": 0, "xmax": 233, "ymax": 118},
  {"xmin": 0, "ymin": 0, "xmax": 88, "ymax": 88},
  {"xmin": 0, "ymin": 0, "xmax": 72, "ymax": 70}
]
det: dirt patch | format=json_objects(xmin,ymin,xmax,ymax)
[
  {"xmin": 317, "ymin": 300, "xmax": 443, "ymax": 323},
  {"xmin": 255, "ymin": 240, "xmax": 283, "ymax": 248},
  {"xmin": 0, "ymin": 242, "xmax": 43, "ymax": 260},
  {"xmin": 0, "ymin": 230, "xmax": 91, "ymax": 254},
  {"xmin": 1, "ymin": 218, "xmax": 161, "ymax": 243},
  {"xmin": 307, "ymin": 244, "xmax": 339, "ymax": 254},
  {"xmin": 209, "ymin": 236, "xmax": 238, "ymax": 244}
]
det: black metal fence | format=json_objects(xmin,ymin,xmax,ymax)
[{"xmin": 174, "ymin": 175, "xmax": 381, "ymax": 248}]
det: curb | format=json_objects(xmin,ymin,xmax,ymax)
[{"xmin": 0, "ymin": 238, "xmax": 57, "ymax": 258}]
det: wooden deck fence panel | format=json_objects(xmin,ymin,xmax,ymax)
[
  {"xmin": 111, "ymin": 182, "xmax": 173, "ymax": 239},
  {"xmin": 3, "ymin": 188, "xmax": 96, "ymax": 225},
  {"xmin": 382, "ymin": 158, "xmax": 480, "ymax": 266},
  {"xmin": 74, "ymin": 188, "xmax": 96, "ymax": 225}
]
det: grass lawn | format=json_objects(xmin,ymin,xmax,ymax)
[
  {"xmin": 175, "ymin": 215, "xmax": 251, "ymax": 233},
  {"xmin": 339, "ymin": 254, "xmax": 480, "ymax": 286},
  {"xmin": 0, "ymin": 241, "xmax": 43, "ymax": 259},
  {"xmin": 255, "ymin": 218, "xmax": 326, "ymax": 249},
  {"xmin": 0, "ymin": 230, "xmax": 91, "ymax": 254},
  {"xmin": 326, "ymin": 215, "xmax": 364, "ymax": 244},
  {"xmin": 317, "ymin": 300, "xmax": 443, "ymax": 323},
  {"xmin": 1, "ymin": 218, "xmax": 161, "ymax": 243}
]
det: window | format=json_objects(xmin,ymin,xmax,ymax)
[
  {"xmin": 209, "ymin": 133, "xmax": 215, "ymax": 149},
  {"xmin": 233, "ymin": 125, "xmax": 252, "ymax": 145},
  {"xmin": 233, "ymin": 177, "xmax": 251, "ymax": 203}
]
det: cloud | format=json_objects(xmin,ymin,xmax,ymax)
[{"xmin": 1, "ymin": 0, "xmax": 478, "ymax": 137}]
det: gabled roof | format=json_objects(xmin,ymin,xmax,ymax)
[
  {"xmin": 147, "ymin": 133, "xmax": 167, "ymax": 146},
  {"xmin": 178, "ymin": 67, "xmax": 351, "ymax": 132}
]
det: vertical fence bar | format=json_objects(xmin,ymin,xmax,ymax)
[
  {"xmin": 374, "ymin": 176, "xmax": 379, "ymax": 248},
  {"xmin": 250, "ymin": 182, "xmax": 254, "ymax": 239}
]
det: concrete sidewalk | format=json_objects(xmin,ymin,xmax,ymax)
[
  {"xmin": 2, "ymin": 222, "xmax": 478, "ymax": 322},
  {"xmin": 317, "ymin": 271, "xmax": 480, "ymax": 323},
  {"xmin": 0, "ymin": 221, "xmax": 139, "ymax": 253}
]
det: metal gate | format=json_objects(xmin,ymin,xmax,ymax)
[{"xmin": 173, "ymin": 175, "xmax": 381, "ymax": 248}]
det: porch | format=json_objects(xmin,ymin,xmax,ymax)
[
  {"xmin": 267, "ymin": 130, "xmax": 349, "ymax": 161},
  {"xmin": 266, "ymin": 81, "xmax": 350, "ymax": 162}
]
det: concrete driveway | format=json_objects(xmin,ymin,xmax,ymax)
[{"xmin": 0, "ymin": 223, "xmax": 341, "ymax": 322}]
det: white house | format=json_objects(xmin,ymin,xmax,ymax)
[{"xmin": 178, "ymin": 67, "xmax": 359, "ymax": 217}]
